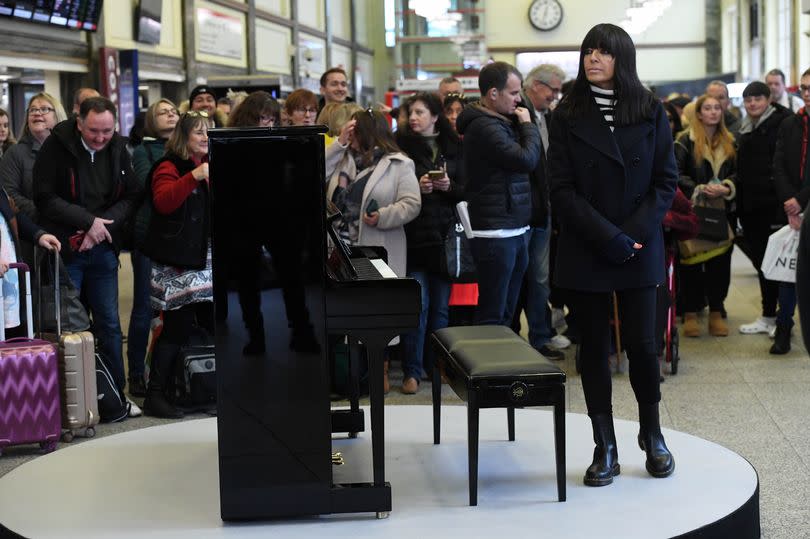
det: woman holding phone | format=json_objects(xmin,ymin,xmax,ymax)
[
  {"xmin": 326, "ymin": 109, "xmax": 421, "ymax": 392},
  {"xmin": 395, "ymin": 92, "xmax": 465, "ymax": 394},
  {"xmin": 547, "ymin": 23, "xmax": 678, "ymax": 486}
]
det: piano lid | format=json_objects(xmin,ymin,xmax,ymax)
[{"xmin": 208, "ymin": 125, "xmax": 329, "ymax": 139}]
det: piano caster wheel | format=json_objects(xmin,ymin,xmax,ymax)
[
  {"xmin": 376, "ymin": 511, "xmax": 390, "ymax": 520},
  {"xmin": 349, "ymin": 432, "xmax": 358, "ymax": 439}
]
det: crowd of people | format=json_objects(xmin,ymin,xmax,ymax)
[{"xmin": 0, "ymin": 22, "xmax": 807, "ymax": 484}]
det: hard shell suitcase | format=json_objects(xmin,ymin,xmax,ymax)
[
  {"xmin": 37, "ymin": 250, "xmax": 99, "ymax": 442},
  {"xmin": 0, "ymin": 263, "xmax": 61, "ymax": 456}
]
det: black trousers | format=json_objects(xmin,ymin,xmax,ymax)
[
  {"xmin": 678, "ymin": 247, "xmax": 733, "ymax": 313},
  {"xmin": 739, "ymin": 211, "xmax": 781, "ymax": 318},
  {"xmin": 160, "ymin": 302, "xmax": 214, "ymax": 345},
  {"xmin": 567, "ymin": 286, "xmax": 661, "ymax": 416}
]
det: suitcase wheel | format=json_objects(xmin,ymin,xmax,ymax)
[
  {"xmin": 40, "ymin": 441, "xmax": 57, "ymax": 453},
  {"xmin": 62, "ymin": 431, "xmax": 75, "ymax": 443},
  {"xmin": 85, "ymin": 427, "xmax": 96, "ymax": 438}
]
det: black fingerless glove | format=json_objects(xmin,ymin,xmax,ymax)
[{"xmin": 604, "ymin": 233, "xmax": 637, "ymax": 264}]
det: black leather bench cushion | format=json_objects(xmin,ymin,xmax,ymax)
[{"xmin": 434, "ymin": 326, "xmax": 565, "ymax": 383}]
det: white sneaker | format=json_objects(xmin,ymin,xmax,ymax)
[
  {"xmin": 739, "ymin": 317, "xmax": 776, "ymax": 335},
  {"xmin": 127, "ymin": 398, "xmax": 143, "ymax": 418},
  {"xmin": 769, "ymin": 325, "xmax": 777, "ymax": 339},
  {"xmin": 549, "ymin": 334, "xmax": 571, "ymax": 350},
  {"xmin": 551, "ymin": 308, "xmax": 566, "ymax": 331}
]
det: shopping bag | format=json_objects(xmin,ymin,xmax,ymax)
[
  {"xmin": 761, "ymin": 224, "xmax": 800, "ymax": 283},
  {"xmin": 444, "ymin": 219, "xmax": 476, "ymax": 280}
]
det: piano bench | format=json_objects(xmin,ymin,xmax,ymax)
[{"xmin": 430, "ymin": 325, "xmax": 566, "ymax": 506}]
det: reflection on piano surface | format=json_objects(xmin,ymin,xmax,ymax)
[{"xmin": 211, "ymin": 126, "xmax": 420, "ymax": 521}]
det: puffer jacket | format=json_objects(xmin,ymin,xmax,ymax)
[
  {"xmin": 674, "ymin": 131, "xmax": 736, "ymax": 202},
  {"xmin": 456, "ymin": 103, "xmax": 540, "ymax": 230}
]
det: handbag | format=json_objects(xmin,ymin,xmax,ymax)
[
  {"xmin": 35, "ymin": 249, "xmax": 91, "ymax": 333},
  {"xmin": 444, "ymin": 212, "xmax": 476, "ymax": 280},
  {"xmin": 761, "ymin": 224, "xmax": 800, "ymax": 283},
  {"xmin": 678, "ymin": 192, "xmax": 734, "ymax": 265},
  {"xmin": 694, "ymin": 205, "xmax": 729, "ymax": 241}
]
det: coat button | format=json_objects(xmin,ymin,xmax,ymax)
[
  {"xmin": 632, "ymin": 156, "xmax": 641, "ymax": 165},
  {"xmin": 634, "ymin": 195, "xmax": 642, "ymax": 204}
]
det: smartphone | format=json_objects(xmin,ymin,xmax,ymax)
[
  {"xmin": 428, "ymin": 170, "xmax": 444, "ymax": 181},
  {"xmin": 366, "ymin": 199, "xmax": 379, "ymax": 216},
  {"xmin": 69, "ymin": 232, "xmax": 85, "ymax": 252}
]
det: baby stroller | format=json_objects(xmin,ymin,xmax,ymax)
[{"xmin": 658, "ymin": 187, "xmax": 700, "ymax": 375}]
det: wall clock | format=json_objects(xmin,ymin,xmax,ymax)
[{"xmin": 529, "ymin": 0, "xmax": 563, "ymax": 32}]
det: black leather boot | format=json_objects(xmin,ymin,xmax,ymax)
[
  {"xmin": 143, "ymin": 342, "xmax": 184, "ymax": 419},
  {"xmin": 243, "ymin": 315, "xmax": 266, "ymax": 355},
  {"xmin": 769, "ymin": 324, "xmax": 791, "ymax": 355},
  {"xmin": 638, "ymin": 402, "xmax": 675, "ymax": 478},
  {"xmin": 584, "ymin": 413, "xmax": 620, "ymax": 486}
]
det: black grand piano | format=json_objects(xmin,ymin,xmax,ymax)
[{"xmin": 210, "ymin": 126, "xmax": 421, "ymax": 520}]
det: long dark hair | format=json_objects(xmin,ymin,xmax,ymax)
[
  {"xmin": 351, "ymin": 109, "xmax": 400, "ymax": 163},
  {"xmin": 228, "ymin": 91, "xmax": 280, "ymax": 127},
  {"xmin": 557, "ymin": 23, "xmax": 655, "ymax": 126}
]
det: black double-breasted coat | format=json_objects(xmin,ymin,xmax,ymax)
[{"xmin": 548, "ymin": 100, "xmax": 677, "ymax": 292}]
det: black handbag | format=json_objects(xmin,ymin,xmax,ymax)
[
  {"xmin": 444, "ymin": 216, "xmax": 476, "ymax": 280},
  {"xmin": 694, "ymin": 203, "xmax": 730, "ymax": 242},
  {"xmin": 35, "ymin": 249, "xmax": 91, "ymax": 334}
]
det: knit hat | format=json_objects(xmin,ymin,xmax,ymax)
[
  {"xmin": 742, "ymin": 81, "xmax": 770, "ymax": 99},
  {"xmin": 189, "ymin": 85, "xmax": 215, "ymax": 105}
]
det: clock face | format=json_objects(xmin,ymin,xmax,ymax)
[{"xmin": 529, "ymin": 0, "xmax": 563, "ymax": 31}]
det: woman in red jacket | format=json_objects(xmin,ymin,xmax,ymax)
[{"xmin": 142, "ymin": 111, "xmax": 214, "ymax": 418}]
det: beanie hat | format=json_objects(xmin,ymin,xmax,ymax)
[
  {"xmin": 189, "ymin": 85, "xmax": 215, "ymax": 105},
  {"xmin": 742, "ymin": 81, "xmax": 770, "ymax": 99}
]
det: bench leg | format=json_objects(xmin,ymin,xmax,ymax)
[
  {"xmin": 554, "ymin": 388, "xmax": 566, "ymax": 502},
  {"xmin": 507, "ymin": 406, "xmax": 515, "ymax": 441},
  {"xmin": 467, "ymin": 391, "xmax": 479, "ymax": 506},
  {"xmin": 432, "ymin": 358, "xmax": 442, "ymax": 445}
]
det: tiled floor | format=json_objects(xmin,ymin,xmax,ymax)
[{"xmin": 1, "ymin": 249, "xmax": 808, "ymax": 538}]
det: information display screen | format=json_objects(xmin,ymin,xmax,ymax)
[{"xmin": 0, "ymin": 0, "xmax": 103, "ymax": 32}]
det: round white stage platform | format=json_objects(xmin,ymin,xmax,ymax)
[{"xmin": 0, "ymin": 406, "xmax": 758, "ymax": 539}]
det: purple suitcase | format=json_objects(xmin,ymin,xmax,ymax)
[{"xmin": 0, "ymin": 262, "xmax": 61, "ymax": 456}]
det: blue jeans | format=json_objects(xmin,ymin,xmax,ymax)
[
  {"xmin": 471, "ymin": 232, "xmax": 529, "ymax": 326},
  {"xmin": 777, "ymin": 283, "xmax": 796, "ymax": 328},
  {"xmin": 524, "ymin": 222, "xmax": 553, "ymax": 349},
  {"xmin": 65, "ymin": 244, "xmax": 125, "ymax": 394},
  {"xmin": 127, "ymin": 250, "xmax": 152, "ymax": 381},
  {"xmin": 400, "ymin": 271, "xmax": 452, "ymax": 380}
]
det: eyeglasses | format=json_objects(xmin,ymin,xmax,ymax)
[
  {"xmin": 295, "ymin": 107, "xmax": 318, "ymax": 115},
  {"xmin": 156, "ymin": 108, "xmax": 178, "ymax": 116},
  {"xmin": 28, "ymin": 106, "xmax": 55, "ymax": 115},
  {"xmin": 537, "ymin": 80, "xmax": 562, "ymax": 95},
  {"xmin": 800, "ymin": 85, "xmax": 810, "ymax": 94}
]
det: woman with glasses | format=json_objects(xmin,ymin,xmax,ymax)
[
  {"xmin": 285, "ymin": 89, "xmax": 319, "ymax": 126},
  {"xmin": 675, "ymin": 94, "xmax": 737, "ymax": 338},
  {"xmin": 394, "ymin": 92, "xmax": 464, "ymax": 394},
  {"xmin": 548, "ymin": 24, "xmax": 677, "ymax": 486},
  {"xmin": 327, "ymin": 109, "xmax": 421, "ymax": 392},
  {"xmin": 227, "ymin": 90, "xmax": 280, "ymax": 129},
  {"xmin": 140, "ymin": 111, "xmax": 214, "ymax": 418},
  {"xmin": 771, "ymin": 68, "xmax": 810, "ymax": 354},
  {"xmin": 0, "ymin": 108, "xmax": 15, "ymax": 159},
  {"xmin": 1, "ymin": 93, "xmax": 67, "ymax": 223},
  {"xmin": 123, "ymin": 98, "xmax": 179, "ymax": 397}
]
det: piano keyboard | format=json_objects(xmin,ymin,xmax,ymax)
[{"xmin": 351, "ymin": 257, "xmax": 397, "ymax": 280}]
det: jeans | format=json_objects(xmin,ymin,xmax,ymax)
[
  {"xmin": 777, "ymin": 282, "xmax": 796, "ymax": 328},
  {"xmin": 522, "ymin": 222, "xmax": 553, "ymax": 348},
  {"xmin": 127, "ymin": 250, "xmax": 152, "ymax": 382},
  {"xmin": 65, "ymin": 243, "xmax": 125, "ymax": 394},
  {"xmin": 471, "ymin": 232, "xmax": 529, "ymax": 326},
  {"xmin": 567, "ymin": 287, "xmax": 661, "ymax": 415},
  {"xmin": 400, "ymin": 271, "xmax": 452, "ymax": 379}
]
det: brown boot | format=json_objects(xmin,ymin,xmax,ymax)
[
  {"xmin": 682, "ymin": 312, "xmax": 700, "ymax": 338},
  {"xmin": 708, "ymin": 311, "xmax": 728, "ymax": 337},
  {"xmin": 383, "ymin": 360, "xmax": 390, "ymax": 394}
]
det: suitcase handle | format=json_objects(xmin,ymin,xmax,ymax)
[
  {"xmin": 0, "ymin": 263, "xmax": 34, "ymax": 341},
  {"xmin": 35, "ymin": 248, "xmax": 62, "ymax": 337}
]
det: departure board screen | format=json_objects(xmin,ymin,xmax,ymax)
[{"xmin": 0, "ymin": 0, "xmax": 102, "ymax": 32}]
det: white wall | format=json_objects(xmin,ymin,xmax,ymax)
[{"xmin": 485, "ymin": 0, "xmax": 707, "ymax": 81}]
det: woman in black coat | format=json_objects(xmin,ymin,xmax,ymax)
[
  {"xmin": 395, "ymin": 92, "xmax": 465, "ymax": 394},
  {"xmin": 547, "ymin": 24, "xmax": 677, "ymax": 487}
]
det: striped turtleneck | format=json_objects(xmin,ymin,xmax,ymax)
[{"xmin": 591, "ymin": 85, "xmax": 616, "ymax": 132}]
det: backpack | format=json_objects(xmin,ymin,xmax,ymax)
[
  {"xmin": 96, "ymin": 353, "xmax": 129, "ymax": 423},
  {"xmin": 173, "ymin": 327, "xmax": 216, "ymax": 411}
]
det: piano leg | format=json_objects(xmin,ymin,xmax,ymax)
[
  {"xmin": 348, "ymin": 337, "xmax": 361, "ymax": 438},
  {"xmin": 361, "ymin": 332, "xmax": 394, "ymax": 487}
]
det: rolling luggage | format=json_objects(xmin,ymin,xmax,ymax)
[
  {"xmin": 0, "ymin": 263, "xmax": 61, "ymax": 456},
  {"xmin": 37, "ymin": 250, "xmax": 98, "ymax": 442}
]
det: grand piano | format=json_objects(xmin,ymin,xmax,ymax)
[{"xmin": 210, "ymin": 125, "xmax": 421, "ymax": 520}]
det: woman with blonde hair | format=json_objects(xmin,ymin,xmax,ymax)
[
  {"xmin": 674, "ymin": 93, "xmax": 737, "ymax": 337},
  {"xmin": 1, "ymin": 92, "xmax": 67, "ymax": 222},
  {"xmin": 318, "ymin": 102, "xmax": 363, "ymax": 143}
]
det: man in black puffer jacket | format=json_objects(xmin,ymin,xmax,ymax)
[
  {"xmin": 456, "ymin": 61, "xmax": 541, "ymax": 326},
  {"xmin": 33, "ymin": 96, "xmax": 140, "ymax": 402}
]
